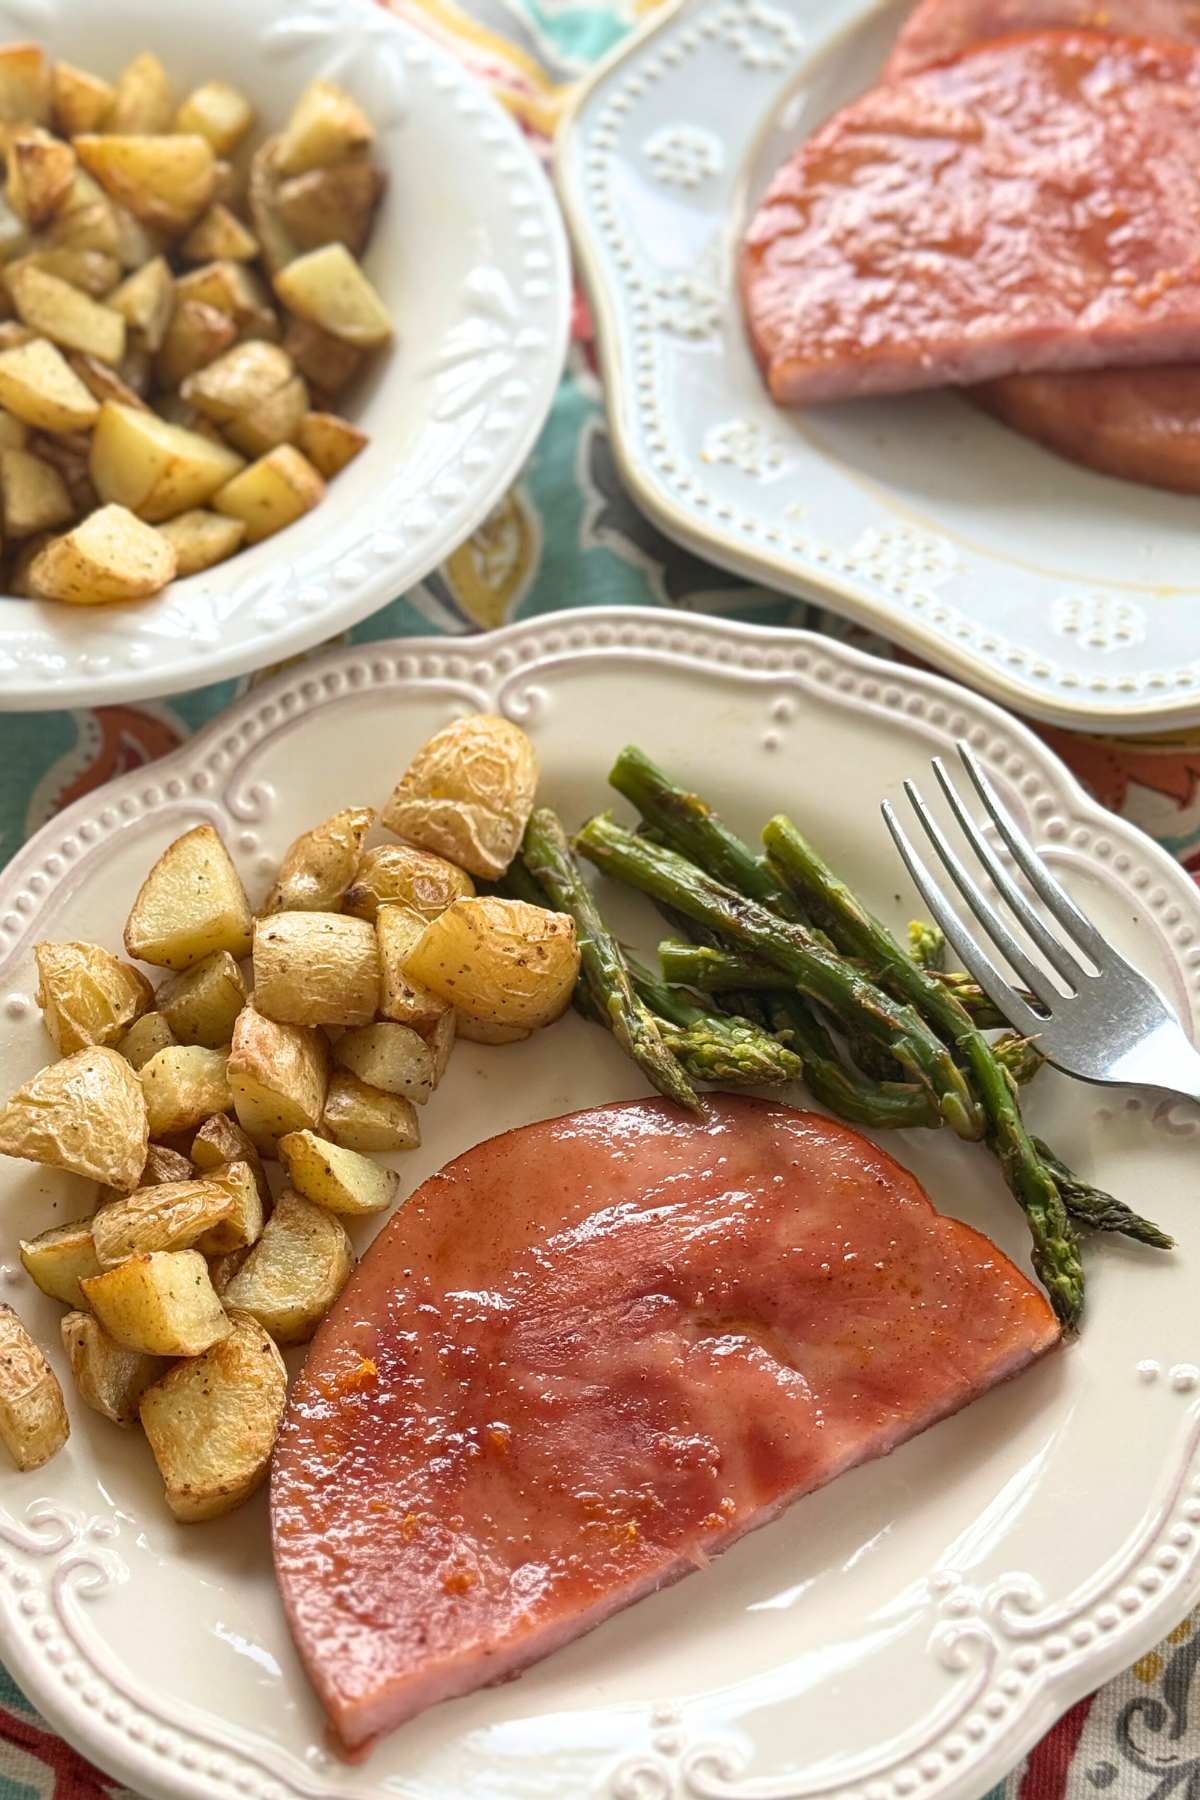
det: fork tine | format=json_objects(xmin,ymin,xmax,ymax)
[
  {"xmin": 881, "ymin": 800, "xmax": 1044, "ymax": 1035},
  {"xmin": 931, "ymin": 757, "xmax": 1086, "ymax": 989},
  {"xmin": 957, "ymin": 744, "xmax": 1107, "ymax": 964}
]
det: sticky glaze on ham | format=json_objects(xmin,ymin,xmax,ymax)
[
  {"xmin": 271, "ymin": 1096, "xmax": 1059, "ymax": 1749},
  {"xmin": 886, "ymin": 0, "xmax": 1200, "ymax": 78}
]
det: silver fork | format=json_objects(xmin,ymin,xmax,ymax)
[{"xmin": 881, "ymin": 742, "xmax": 1200, "ymax": 1101}]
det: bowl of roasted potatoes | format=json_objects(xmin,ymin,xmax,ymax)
[{"xmin": 0, "ymin": 0, "xmax": 570, "ymax": 708}]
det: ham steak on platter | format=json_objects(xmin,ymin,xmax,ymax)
[
  {"xmin": 741, "ymin": 32, "xmax": 1200, "ymax": 406},
  {"xmin": 885, "ymin": 0, "xmax": 1200, "ymax": 78},
  {"xmin": 271, "ymin": 1095, "xmax": 1059, "ymax": 1750}
]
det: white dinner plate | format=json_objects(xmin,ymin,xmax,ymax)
[
  {"xmin": 0, "ymin": 0, "xmax": 569, "ymax": 710},
  {"xmin": 557, "ymin": 0, "xmax": 1200, "ymax": 735},
  {"xmin": 0, "ymin": 607, "xmax": 1198, "ymax": 1800}
]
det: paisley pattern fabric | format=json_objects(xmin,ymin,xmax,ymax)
[{"xmin": 1, "ymin": 0, "xmax": 1199, "ymax": 1792}]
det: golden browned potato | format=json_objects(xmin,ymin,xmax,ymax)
[
  {"xmin": 455, "ymin": 1012, "xmax": 531, "ymax": 1045},
  {"xmin": 67, "ymin": 350, "xmax": 148, "ymax": 408},
  {"xmin": 277, "ymin": 1128, "xmax": 397, "ymax": 1216},
  {"xmin": 139, "ymin": 1309, "xmax": 286, "ymax": 1520},
  {"xmin": 206, "ymin": 1247, "xmax": 247, "ymax": 1296},
  {"xmin": 30, "ymin": 503, "xmax": 177, "ymax": 604},
  {"xmin": 61, "ymin": 1310, "xmax": 164, "ymax": 1427},
  {"xmin": 375, "ymin": 904, "xmax": 450, "ymax": 1032},
  {"xmin": 155, "ymin": 294, "xmax": 237, "ymax": 387},
  {"xmin": 92, "ymin": 1175, "xmax": 238, "ymax": 1267},
  {"xmin": 197, "ymin": 1158, "xmax": 264, "ymax": 1252},
  {"xmin": 136, "ymin": 1142, "xmax": 195, "ymax": 1187},
  {"xmin": 156, "ymin": 507, "xmax": 245, "ymax": 575},
  {"xmin": 90, "ymin": 399, "xmax": 244, "ymax": 522},
  {"xmin": 111, "ymin": 204, "xmax": 164, "ymax": 273},
  {"xmin": 43, "ymin": 194, "xmax": 119, "ymax": 260},
  {"xmin": 181, "ymin": 339, "xmax": 293, "ymax": 423},
  {"xmin": 52, "ymin": 62, "xmax": 114, "ymax": 137},
  {"xmin": 109, "ymin": 53, "xmax": 173, "ymax": 135},
  {"xmin": 180, "ymin": 203, "xmax": 257, "ymax": 264},
  {"xmin": 276, "ymin": 159, "xmax": 382, "ymax": 257},
  {"xmin": 276, "ymin": 79, "xmax": 374, "ymax": 176},
  {"xmin": 247, "ymin": 137, "xmax": 297, "ymax": 277},
  {"xmin": 0, "ymin": 336, "xmax": 100, "ymax": 431},
  {"xmin": 82, "ymin": 1249, "xmax": 230, "ymax": 1356},
  {"xmin": 273, "ymin": 242, "xmax": 391, "ymax": 348},
  {"xmin": 0, "ymin": 46, "xmax": 51, "ymax": 127},
  {"xmin": 108, "ymin": 254, "xmax": 174, "ymax": 352},
  {"xmin": 6, "ymin": 130, "xmax": 76, "ymax": 228},
  {"xmin": 74, "ymin": 133, "xmax": 216, "ymax": 235},
  {"xmin": 155, "ymin": 950, "xmax": 246, "ymax": 1047},
  {"xmin": 7, "ymin": 262, "xmax": 125, "ymax": 364},
  {"xmin": 252, "ymin": 911, "xmax": 379, "ymax": 1028},
  {"xmin": 382, "ymin": 715, "xmax": 538, "ymax": 879},
  {"xmin": 117, "ymin": 1009, "xmax": 175, "ymax": 1071},
  {"xmin": 34, "ymin": 940, "xmax": 152, "ymax": 1053},
  {"xmin": 344, "ymin": 841, "xmax": 474, "ymax": 924},
  {"xmin": 22, "ymin": 247, "xmax": 121, "ymax": 299},
  {"xmin": 404, "ymin": 896, "xmax": 579, "ymax": 1031},
  {"xmin": 333, "ymin": 1021, "xmax": 436, "ymax": 1104},
  {"xmin": 0, "ymin": 407, "xmax": 28, "ymax": 448},
  {"xmin": 282, "ymin": 317, "xmax": 362, "ymax": 397},
  {"xmin": 125, "ymin": 823, "xmax": 253, "ymax": 970},
  {"xmin": 0, "ymin": 447, "xmax": 72, "ymax": 535},
  {"xmin": 19, "ymin": 1217, "xmax": 100, "ymax": 1308},
  {"xmin": 139, "ymin": 1044, "xmax": 230, "ymax": 1138},
  {"xmin": 228, "ymin": 1005, "xmax": 328, "ymax": 1151},
  {"xmin": 322, "ymin": 1070, "xmax": 419, "ymax": 1153},
  {"xmin": 297, "ymin": 410, "xmax": 367, "ymax": 478},
  {"xmin": 223, "ymin": 1189, "xmax": 353, "ymax": 1345},
  {"xmin": 224, "ymin": 375, "xmax": 308, "ymax": 457},
  {"xmin": 263, "ymin": 805, "xmax": 374, "ymax": 914},
  {"xmin": 176, "ymin": 259, "xmax": 276, "ymax": 338},
  {"xmin": 0, "ymin": 1045, "xmax": 148, "ymax": 1189},
  {"xmin": 176, "ymin": 81, "xmax": 255, "ymax": 156},
  {"xmin": 212, "ymin": 443, "xmax": 324, "ymax": 544},
  {"xmin": 0, "ymin": 1306, "xmax": 67, "ymax": 1471},
  {"xmin": 190, "ymin": 1113, "xmax": 269, "ymax": 1210}
]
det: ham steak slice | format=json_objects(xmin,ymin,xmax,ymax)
[
  {"xmin": 886, "ymin": 0, "xmax": 1200, "ymax": 79},
  {"xmin": 271, "ymin": 1096, "xmax": 1059, "ymax": 1749},
  {"xmin": 742, "ymin": 32, "xmax": 1200, "ymax": 405}
]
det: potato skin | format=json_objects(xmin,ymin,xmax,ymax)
[
  {"xmin": 0, "ymin": 1305, "xmax": 68, "ymax": 1471},
  {"xmin": 382, "ymin": 715, "xmax": 537, "ymax": 879},
  {"xmin": 262, "ymin": 805, "xmax": 374, "ymax": 914},
  {"xmin": 403, "ymin": 896, "xmax": 579, "ymax": 1031},
  {"xmin": 82, "ymin": 1249, "xmax": 230, "ymax": 1357},
  {"xmin": 343, "ymin": 842, "xmax": 474, "ymax": 923},
  {"xmin": 222, "ymin": 1190, "xmax": 353, "ymax": 1345},
  {"xmin": 0, "ymin": 1045, "xmax": 148, "ymax": 1190},
  {"xmin": 252, "ymin": 911, "xmax": 379, "ymax": 1028},
  {"xmin": 139, "ymin": 1044, "xmax": 231, "ymax": 1137},
  {"xmin": 35, "ymin": 940, "xmax": 152, "ymax": 1054},
  {"xmin": 61, "ymin": 1310, "xmax": 164, "ymax": 1427},
  {"xmin": 124, "ymin": 824, "xmax": 252, "ymax": 971},
  {"xmin": 227, "ymin": 1005, "xmax": 328, "ymax": 1151}
]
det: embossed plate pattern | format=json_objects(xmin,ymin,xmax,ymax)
[
  {"xmin": 1, "ymin": 609, "xmax": 1199, "ymax": 1800},
  {"xmin": 557, "ymin": 0, "xmax": 1200, "ymax": 733},
  {"xmin": 0, "ymin": 0, "xmax": 569, "ymax": 710}
]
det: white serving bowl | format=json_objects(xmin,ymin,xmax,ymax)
[{"xmin": 0, "ymin": 0, "xmax": 570, "ymax": 709}]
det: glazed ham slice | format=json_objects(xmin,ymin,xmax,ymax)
[
  {"xmin": 271, "ymin": 1096, "xmax": 1059, "ymax": 1749},
  {"xmin": 885, "ymin": 0, "xmax": 1200, "ymax": 78},
  {"xmin": 742, "ymin": 32, "xmax": 1200, "ymax": 406}
]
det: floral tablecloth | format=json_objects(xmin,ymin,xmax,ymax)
[{"xmin": 1, "ymin": 0, "xmax": 1200, "ymax": 1793}]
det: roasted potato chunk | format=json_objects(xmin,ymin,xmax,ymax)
[
  {"xmin": 0, "ymin": 46, "xmax": 51, "ymax": 127},
  {"xmin": 223, "ymin": 1189, "xmax": 353, "ymax": 1346},
  {"xmin": 125, "ymin": 823, "xmax": 253, "ymax": 970},
  {"xmin": 0, "ymin": 1306, "xmax": 67, "ymax": 1471},
  {"xmin": 34, "ymin": 940, "xmax": 152, "ymax": 1053},
  {"xmin": 253, "ymin": 911, "xmax": 379, "ymax": 1028},
  {"xmin": 297, "ymin": 409, "xmax": 367, "ymax": 478},
  {"xmin": 344, "ymin": 842, "xmax": 474, "ymax": 924},
  {"xmin": 322, "ymin": 1070, "xmax": 419, "ymax": 1153},
  {"xmin": 274, "ymin": 242, "xmax": 391, "ymax": 348},
  {"xmin": 282, "ymin": 316, "xmax": 362, "ymax": 396},
  {"xmin": 176, "ymin": 258, "xmax": 276, "ymax": 337},
  {"xmin": 117, "ymin": 1009, "xmax": 175, "ymax": 1071},
  {"xmin": 23, "ymin": 248, "xmax": 122, "ymax": 299},
  {"xmin": 383, "ymin": 715, "xmax": 538, "ymax": 879},
  {"xmin": 82, "ymin": 1249, "xmax": 230, "ymax": 1356},
  {"xmin": 263, "ymin": 805, "xmax": 374, "ymax": 914},
  {"xmin": 276, "ymin": 79, "xmax": 374, "ymax": 176},
  {"xmin": 181, "ymin": 339, "xmax": 292, "ymax": 423},
  {"xmin": 155, "ymin": 950, "xmax": 246, "ymax": 1047},
  {"xmin": 334, "ymin": 1021, "xmax": 436, "ymax": 1104},
  {"xmin": 61, "ymin": 1310, "xmax": 163, "ymax": 1427},
  {"xmin": 92, "ymin": 1175, "xmax": 238, "ymax": 1267},
  {"xmin": 110, "ymin": 54, "xmax": 174, "ymax": 136},
  {"xmin": 67, "ymin": 349, "xmax": 147, "ymax": 407},
  {"xmin": 180, "ymin": 203, "xmax": 257, "ymax": 264},
  {"xmin": 455, "ymin": 1012, "xmax": 531, "ymax": 1045},
  {"xmin": 228, "ymin": 1006, "xmax": 328, "ymax": 1151},
  {"xmin": 140, "ymin": 1309, "xmax": 285, "ymax": 1520},
  {"xmin": 224, "ymin": 375, "xmax": 308, "ymax": 457},
  {"xmin": 128, "ymin": 1142, "xmax": 195, "ymax": 1192},
  {"xmin": 108, "ymin": 254, "xmax": 174, "ymax": 352},
  {"xmin": 278, "ymin": 1128, "xmax": 398, "ymax": 1216},
  {"xmin": 156, "ymin": 507, "xmax": 244, "ymax": 574},
  {"xmin": 91, "ymin": 399, "xmax": 244, "ymax": 522},
  {"xmin": 30, "ymin": 503, "xmax": 177, "ymax": 604},
  {"xmin": 190, "ymin": 1113, "xmax": 269, "ymax": 1210},
  {"xmin": 427, "ymin": 1005, "xmax": 456, "ymax": 1080},
  {"xmin": 74, "ymin": 133, "xmax": 215, "ymax": 235},
  {"xmin": 155, "ymin": 294, "xmax": 237, "ymax": 387},
  {"xmin": 139, "ymin": 1044, "xmax": 230, "ymax": 1137},
  {"xmin": 176, "ymin": 81, "xmax": 254, "ymax": 157},
  {"xmin": 7, "ymin": 262, "xmax": 124, "ymax": 364},
  {"xmin": 0, "ymin": 1045, "xmax": 147, "ymax": 1189},
  {"xmin": 19, "ymin": 1218, "xmax": 100, "ymax": 1309},
  {"xmin": 404, "ymin": 895, "xmax": 579, "ymax": 1031},
  {"xmin": 52, "ymin": 62, "xmax": 114, "ymax": 137},
  {"xmin": 0, "ymin": 407, "xmax": 27, "ymax": 448},
  {"xmin": 6, "ymin": 129, "xmax": 76, "ymax": 228},
  {"xmin": 376, "ymin": 904, "xmax": 450, "ymax": 1031},
  {"xmin": 212, "ymin": 443, "xmax": 323, "ymax": 544},
  {"xmin": 0, "ymin": 336, "xmax": 99, "ymax": 431},
  {"xmin": 198, "ymin": 1158, "xmax": 264, "ymax": 1252},
  {"xmin": 1, "ymin": 447, "xmax": 72, "ymax": 535},
  {"xmin": 276, "ymin": 160, "xmax": 382, "ymax": 257}
]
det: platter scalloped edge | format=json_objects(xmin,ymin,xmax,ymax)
[{"xmin": 0, "ymin": 607, "xmax": 1199, "ymax": 1800}]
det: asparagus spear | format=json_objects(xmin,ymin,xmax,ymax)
[
  {"xmin": 519, "ymin": 810, "xmax": 702, "ymax": 1114},
  {"xmin": 629, "ymin": 964, "xmax": 803, "ymax": 1086},
  {"xmin": 762, "ymin": 814, "xmax": 1084, "ymax": 1326},
  {"xmin": 1031, "ymin": 1139, "xmax": 1173, "ymax": 1248},
  {"xmin": 909, "ymin": 921, "xmax": 946, "ymax": 970},
  {"xmin": 575, "ymin": 813, "xmax": 983, "ymax": 1140}
]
